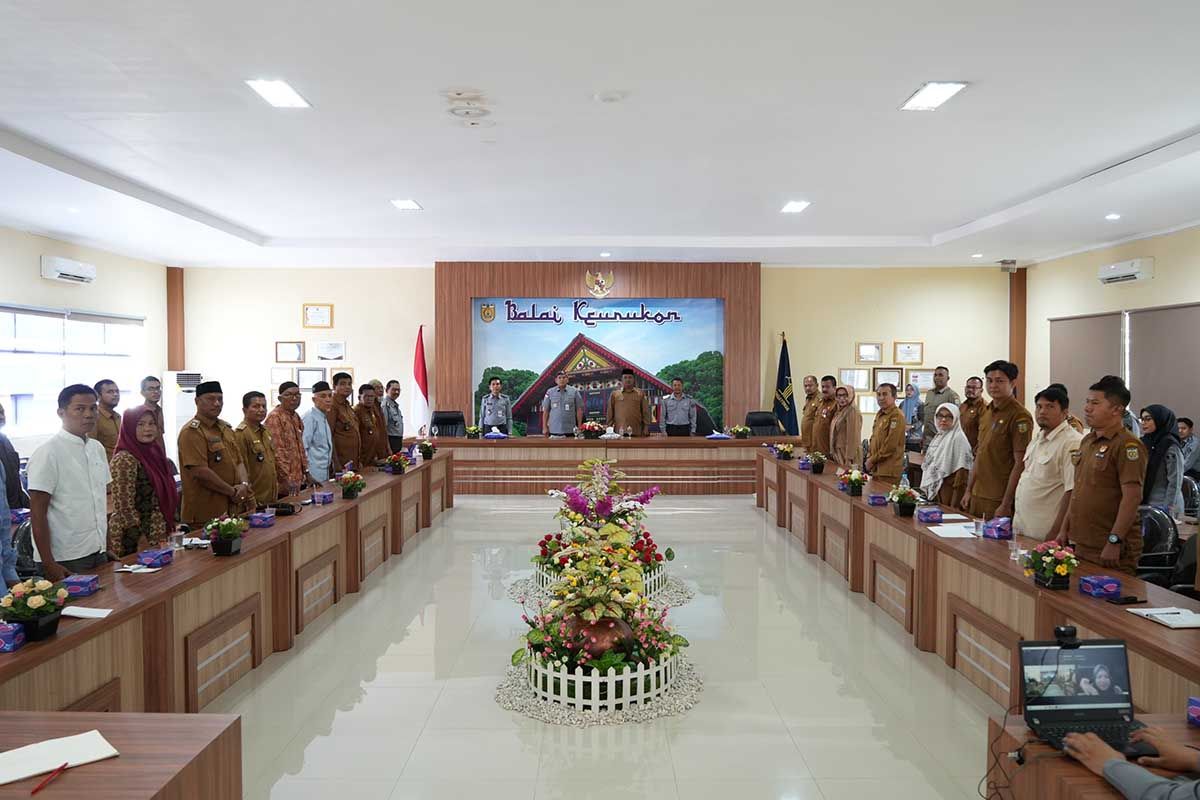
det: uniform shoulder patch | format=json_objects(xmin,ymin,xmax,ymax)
[
  {"xmin": 1016, "ymin": 422, "xmax": 1029, "ymax": 434},
  {"xmin": 187, "ymin": 420, "xmax": 201, "ymax": 429},
  {"xmin": 235, "ymin": 422, "xmax": 247, "ymax": 431},
  {"xmin": 1125, "ymin": 445, "xmax": 1140, "ymax": 461}
]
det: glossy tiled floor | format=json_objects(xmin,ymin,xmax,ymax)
[{"xmin": 208, "ymin": 495, "xmax": 1000, "ymax": 799}]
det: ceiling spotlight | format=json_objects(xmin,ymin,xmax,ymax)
[
  {"xmin": 245, "ymin": 79, "xmax": 310, "ymax": 108},
  {"xmin": 448, "ymin": 105, "xmax": 490, "ymax": 119},
  {"xmin": 1105, "ymin": 213, "xmax": 1121, "ymax": 221},
  {"xmin": 593, "ymin": 90, "xmax": 628, "ymax": 104},
  {"xmin": 461, "ymin": 119, "xmax": 495, "ymax": 128},
  {"xmin": 780, "ymin": 200, "xmax": 811, "ymax": 214},
  {"xmin": 390, "ymin": 199, "xmax": 423, "ymax": 211},
  {"xmin": 900, "ymin": 81, "xmax": 968, "ymax": 111},
  {"xmin": 441, "ymin": 87, "xmax": 484, "ymax": 101},
  {"xmin": 971, "ymin": 253, "xmax": 983, "ymax": 259},
  {"xmin": 600, "ymin": 252, "xmax": 612, "ymax": 258}
]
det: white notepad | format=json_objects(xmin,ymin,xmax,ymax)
[
  {"xmin": 1127, "ymin": 607, "xmax": 1200, "ymax": 629},
  {"xmin": 0, "ymin": 729, "xmax": 119, "ymax": 785},
  {"xmin": 61, "ymin": 606, "xmax": 112, "ymax": 619},
  {"xmin": 929, "ymin": 524, "xmax": 977, "ymax": 539}
]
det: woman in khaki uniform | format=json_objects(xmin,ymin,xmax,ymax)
[{"xmin": 829, "ymin": 385, "xmax": 863, "ymax": 466}]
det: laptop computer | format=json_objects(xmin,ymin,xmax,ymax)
[{"xmin": 1019, "ymin": 639, "xmax": 1146, "ymax": 752}]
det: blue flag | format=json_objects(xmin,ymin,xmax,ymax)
[{"xmin": 773, "ymin": 337, "xmax": 799, "ymax": 435}]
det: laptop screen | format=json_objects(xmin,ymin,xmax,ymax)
[{"xmin": 1020, "ymin": 641, "xmax": 1133, "ymax": 713}]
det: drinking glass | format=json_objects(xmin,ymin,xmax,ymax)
[{"xmin": 431, "ymin": 425, "xmax": 439, "ymax": 438}]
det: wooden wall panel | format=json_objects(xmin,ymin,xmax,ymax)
[
  {"xmin": 433, "ymin": 262, "xmax": 761, "ymax": 426},
  {"xmin": 1009, "ymin": 268, "xmax": 1027, "ymax": 401},
  {"xmin": 167, "ymin": 266, "xmax": 186, "ymax": 370}
]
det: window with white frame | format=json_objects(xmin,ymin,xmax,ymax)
[{"xmin": 0, "ymin": 305, "xmax": 147, "ymax": 448}]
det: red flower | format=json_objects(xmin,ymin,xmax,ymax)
[
  {"xmin": 559, "ymin": 556, "xmax": 569, "ymax": 565},
  {"xmin": 655, "ymin": 553, "xmax": 663, "ymax": 562}
]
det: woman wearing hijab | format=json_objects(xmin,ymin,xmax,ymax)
[
  {"xmin": 108, "ymin": 405, "xmax": 180, "ymax": 557},
  {"xmin": 921, "ymin": 403, "xmax": 974, "ymax": 507},
  {"xmin": 829, "ymin": 385, "xmax": 863, "ymax": 466},
  {"xmin": 901, "ymin": 384, "xmax": 920, "ymax": 425},
  {"xmin": 1140, "ymin": 404, "xmax": 1185, "ymax": 518}
]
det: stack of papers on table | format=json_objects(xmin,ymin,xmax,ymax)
[
  {"xmin": 0, "ymin": 729, "xmax": 118, "ymax": 785},
  {"xmin": 928, "ymin": 523, "xmax": 977, "ymax": 539},
  {"xmin": 1128, "ymin": 607, "xmax": 1200, "ymax": 628}
]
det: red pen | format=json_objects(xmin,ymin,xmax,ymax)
[{"xmin": 30, "ymin": 762, "xmax": 68, "ymax": 796}]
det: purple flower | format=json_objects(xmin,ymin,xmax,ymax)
[{"xmin": 595, "ymin": 496, "xmax": 614, "ymax": 518}]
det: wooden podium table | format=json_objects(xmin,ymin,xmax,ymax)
[
  {"xmin": 985, "ymin": 714, "xmax": 1200, "ymax": 799},
  {"xmin": 0, "ymin": 712, "xmax": 240, "ymax": 798}
]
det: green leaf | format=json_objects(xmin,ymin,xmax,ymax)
[
  {"xmin": 581, "ymin": 605, "xmax": 601, "ymax": 623},
  {"xmin": 527, "ymin": 629, "xmax": 545, "ymax": 645},
  {"xmin": 605, "ymin": 602, "xmax": 625, "ymax": 618},
  {"xmin": 511, "ymin": 648, "xmax": 527, "ymax": 666},
  {"xmin": 671, "ymin": 634, "xmax": 690, "ymax": 648},
  {"xmin": 665, "ymin": 547, "xmax": 675, "ymax": 561}
]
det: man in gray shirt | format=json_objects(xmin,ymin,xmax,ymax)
[
  {"xmin": 660, "ymin": 378, "xmax": 697, "ymax": 436},
  {"xmin": 921, "ymin": 365, "xmax": 960, "ymax": 448},
  {"xmin": 382, "ymin": 380, "xmax": 405, "ymax": 454},
  {"xmin": 479, "ymin": 376, "xmax": 514, "ymax": 434},
  {"xmin": 540, "ymin": 372, "xmax": 584, "ymax": 437}
]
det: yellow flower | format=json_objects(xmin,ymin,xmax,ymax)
[
  {"xmin": 548, "ymin": 600, "xmax": 560, "ymax": 608},
  {"xmin": 56, "ymin": 588, "xmax": 68, "ymax": 600},
  {"xmin": 34, "ymin": 580, "xmax": 52, "ymax": 591},
  {"xmin": 27, "ymin": 595, "xmax": 46, "ymax": 610},
  {"xmin": 1055, "ymin": 564, "xmax": 1068, "ymax": 576},
  {"xmin": 1023, "ymin": 569, "xmax": 1033, "ymax": 577},
  {"xmin": 0, "ymin": 596, "xmax": 11, "ymax": 608}
]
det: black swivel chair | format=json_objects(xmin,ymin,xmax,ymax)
[
  {"xmin": 430, "ymin": 410, "xmax": 466, "ymax": 437},
  {"xmin": 13, "ymin": 520, "xmax": 36, "ymax": 579},
  {"xmin": 745, "ymin": 411, "xmax": 783, "ymax": 437},
  {"xmin": 1136, "ymin": 505, "xmax": 1186, "ymax": 591},
  {"xmin": 695, "ymin": 405, "xmax": 716, "ymax": 437},
  {"xmin": 1183, "ymin": 475, "xmax": 1199, "ymax": 519}
]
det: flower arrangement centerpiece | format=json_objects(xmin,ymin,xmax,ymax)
[
  {"xmin": 1023, "ymin": 542, "xmax": 1079, "ymax": 590},
  {"xmin": 338, "ymin": 470, "xmax": 367, "ymax": 500},
  {"xmin": 808, "ymin": 451, "xmax": 828, "ymax": 474},
  {"xmin": 515, "ymin": 461, "xmax": 688, "ymax": 710},
  {"xmin": 578, "ymin": 420, "xmax": 606, "ymax": 440},
  {"xmin": 418, "ymin": 440, "xmax": 436, "ymax": 460},
  {"xmin": 837, "ymin": 467, "xmax": 870, "ymax": 496},
  {"xmin": 384, "ymin": 452, "xmax": 411, "ymax": 475},
  {"xmin": 729, "ymin": 424, "xmax": 751, "ymax": 439},
  {"xmin": 465, "ymin": 425, "xmax": 482, "ymax": 439},
  {"xmin": 887, "ymin": 485, "xmax": 922, "ymax": 517},
  {"xmin": 204, "ymin": 515, "xmax": 248, "ymax": 556},
  {"xmin": 0, "ymin": 579, "xmax": 70, "ymax": 641},
  {"xmin": 773, "ymin": 443, "xmax": 795, "ymax": 461}
]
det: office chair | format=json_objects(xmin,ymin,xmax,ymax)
[
  {"xmin": 1140, "ymin": 534, "xmax": 1198, "ymax": 600},
  {"xmin": 744, "ymin": 411, "xmax": 783, "ymax": 437},
  {"xmin": 13, "ymin": 520, "xmax": 36, "ymax": 579},
  {"xmin": 695, "ymin": 405, "xmax": 716, "ymax": 437},
  {"xmin": 861, "ymin": 439, "xmax": 870, "ymax": 466},
  {"xmin": 1135, "ymin": 505, "xmax": 1183, "ymax": 586},
  {"xmin": 1183, "ymin": 475, "xmax": 1199, "ymax": 519},
  {"xmin": 430, "ymin": 410, "xmax": 466, "ymax": 437}
]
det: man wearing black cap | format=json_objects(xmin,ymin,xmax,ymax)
[
  {"xmin": 178, "ymin": 381, "xmax": 253, "ymax": 526},
  {"xmin": 264, "ymin": 381, "xmax": 318, "ymax": 496}
]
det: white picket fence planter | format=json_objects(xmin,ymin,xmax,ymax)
[
  {"xmin": 535, "ymin": 563, "xmax": 667, "ymax": 597},
  {"xmin": 526, "ymin": 651, "xmax": 681, "ymax": 711}
]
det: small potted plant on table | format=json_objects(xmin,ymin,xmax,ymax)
[
  {"xmin": 1023, "ymin": 542, "xmax": 1079, "ymax": 590},
  {"xmin": 0, "ymin": 579, "xmax": 69, "ymax": 641},
  {"xmin": 840, "ymin": 467, "xmax": 869, "ymax": 497},
  {"xmin": 579, "ymin": 420, "xmax": 605, "ymax": 440},
  {"xmin": 465, "ymin": 425, "xmax": 482, "ymax": 440},
  {"xmin": 339, "ymin": 470, "xmax": 367, "ymax": 500},
  {"xmin": 384, "ymin": 452, "xmax": 410, "ymax": 475},
  {"xmin": 887, "ymin": 485, "xmax": 921, "ymax": 517},
  {"xmin": 730, "ymin": 425, "xmax": 751, "ymax": 440},
  {"xmin": 773, "ymin": 443, "xmax": 795, "ymax": 461},
  {"xmin": 206, "ymin": 516, "xmax": 247, "ymax": 557},
  {"xmin": 418, "ymin": 440, "xmax": 437, "ymax": 460},
  {"xmin": 809, "ymin": 451, "xmax": 827, "ymax": 474}
]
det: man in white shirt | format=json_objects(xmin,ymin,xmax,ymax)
[
  {"xmin": 27, "ymin": 384, "xmax": 113, "ymax": 580},
  {"xmin": 1013, "ymin": 384, "xmax": 1084, "ymax": 541}
]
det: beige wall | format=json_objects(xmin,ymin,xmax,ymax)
[
  {"xmin": 0, "ymin": 225, "xmax": 168, "ymax": 369},
  {"xmin": 760, "ymin": 267, "xmax": 1011, "ymax": 425},
  {"xmin": 184, "ymin": 268, "xmax": 435, "ymax": 421},
  {"xmin": 1026, "ymin": 225, "xmax": 1200, "ymax": 399}
]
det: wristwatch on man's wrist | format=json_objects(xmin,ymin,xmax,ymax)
[{"xmin": 1107, "ymin": 533, "xmax": 1123, "ymax": 545}]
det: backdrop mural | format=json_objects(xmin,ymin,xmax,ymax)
[{"xmin": 471, "ymin": 297, "xmax": 725, "ymax": 435}]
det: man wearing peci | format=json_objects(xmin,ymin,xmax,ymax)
[
  {"xmin": 178, "ymin": 381, "xmax": 253, "ymax": 526},
  {"xmin": 799, "ymin": 375, "xmax": 820, "ymax": 451},
  {"xmin": 660, "ymin": 378, "xmax": 697, "ymax": 436},
  {"xmin": 921, "ymin": 366, "xmax": 959, "ymax": 450},
  {"xmin": 235, "ymin": 391, "xmax": 279, "ymax": 505},
  {"xmin": 961, "ymin": 360, "xmax": 1034, "ymax": 519},
  {"xmin": 607, "ymin": 368, "xmax": 653, "ymax": 436},
  {"xmin": 327, "ymin": 371, "xmax": 361, "ymax": 469},
  {"xmin": 479, "ymin": 376, "xmax": 514, "ymax": 434},
  {"xmin": 264, "ymin": 381, "xmax": 319, "ymax": 496},
  {"xmin": 303, "ymin": 381, "xmax": 335, "ymax": 482},
  {"xmin": 809, "ymin": 375, "xmax": 838, "ymax": 455},
  {"xmin": 541, "ymin": 372, "xmax": 584, "ymax": 437},
  {"xmin": 865, "ymin": 383, "xmax": 906, "ymax": 484}
]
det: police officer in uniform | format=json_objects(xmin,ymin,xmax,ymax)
[
  {"xmin": 178, "ymin": 381, "xmax": 253, "ymax": 526},
  {"xmin": 660, "ymin": 378, "xmax": 697, "ymax": 436},
  {"xmin": 541, "ymin": 372, "xmax": 584, "ymax": 437},
  {"xmin": 235, "ymin": 390, "xmax": 278, "ymax": 505},
  {"xmin": 479, "ymin": 377, "xmax": 513, "ymax": 434},
  {"xmin": 1057, "ymin": 375, "xmax": 1147, "ymax": 575},
  {"xmin": 961, "ymin": 360, "xmax": 1034, "ymax": 519},
  {"xmin": 327, "ymin": 371, "xmax": 361, "ymax": 469}
]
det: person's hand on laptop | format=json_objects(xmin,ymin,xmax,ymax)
[
  {"xmin": 1129, "ymin": 727, "xmax": 1200, "ymax": 772},
  {"xmin": 1063, "ymin": 732, "xmax": 1122, "ymax": 775}
]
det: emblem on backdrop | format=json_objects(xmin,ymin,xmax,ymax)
[
  {"xmin": 585, "ymin": 270, "xmax": 616, "ymax": 299},
  {"xmin": 480, "ymin": 303, "xmax": 496, "ymax": 323}
]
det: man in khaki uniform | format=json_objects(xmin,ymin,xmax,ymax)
[
  {"xmin": 90, "ymin": 379, "xmax": 121, "ymax": 462},
  {"xmin": 178, "ymin": 381, "xmax": 253, "ymax": 526},
  {"xmin": 1058, "ymin": 375, "xmax": 1147, "ymax": 575},
  {"xmin": 327, "ymin": 371, "xmax": 361, "ymax": 469},
  {"xmin": 606, "ymin": 369, "xmax": 652, "ymax": 436},
  {"xmin": 962, "ymin": 360, "xmax": 1034, "ymax": 519},
  {"xmin": 354, "ymin": 383, "xmax": 389, "ymax": 464},
  {"xmin": 235, "ymin": 391, "xmax": 278, "ymax": 505},
  {"xmin": 809, "ymin": 375, "xmax": 838, "ymax": 455},
  {"xmin": 959, "ymin": 376, "xmax": 987, "ymax": 451},
  {"xmin": 799, "ymin": 375, "xmax": 820, "ymax": 450},
  {"xmin": 866, "ymin": 383, "xmax": 906, "ymax": 484}
]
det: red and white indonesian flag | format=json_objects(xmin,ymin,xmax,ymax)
[{"xmin": 410, "ymin": 325, "xmax": 430, "ymax": 435}]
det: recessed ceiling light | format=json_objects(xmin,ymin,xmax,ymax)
[
  {"xmin": 245, "ymin": 79, "xmax": 310, "ymax": 108},
  {"xmin": 1105, "ymin": 213, "xmax": 1121, "ymax": 221},
  {"xmin": 780, "ymin": 201, "xmax": 811, "ymax": 214},
  {"xmin": 900, "ymin": 81, "xmax": 968, "ymax": 111},
  {"xmin": 600, "ymin": 252, "xmax": 612, "ymax": 258},
  {"xmin": 971, "ymin": 253, "xmax": 983, "ymax": 259},
  {"xmin": 390, "ymin": 199, "xmax": 423, "ymax": 211}
]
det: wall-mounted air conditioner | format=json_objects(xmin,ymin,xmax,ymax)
[
  {"xmin": 40, "ymin": 255, "xmax": 96, "ymax": 284},
  {"xmin": 1097, "ymin": 258, "xmax": 1153, "ymax": 286}
]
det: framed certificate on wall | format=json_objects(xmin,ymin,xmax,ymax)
[
  {"xmin": 302, "ymin": 303, "xmax": 334, "ymax": 329},
  {"xmin": 839, "ymin": 368, "xmax": 871, "ymax": 392},
  {"xmin": 907, "ymin": 369, "xmax": 935, "ymax": 391},
  {"xmin": 893, "ymin": 341, "xmax": 924, "ymax": 365},
  {"xmin": 873, "ymin": 368, "xmax": 902, "ymax": 389},
  {"xmin": 855, "ymin": 342, "xmax": 883, "ymax": 364}
]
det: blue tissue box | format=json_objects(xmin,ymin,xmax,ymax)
[
  {"xmin": 798, "ymin": 459, "xmax": 812, "ymax": 471},
  {"xmin": 0, "ymin": 623, "xmax": 25, "ymax": 653},
  {"xmin": 1188, "ymin": 697, "xmax": 1200, "ymax": 727},
  {"xmin": 982, "ymin": 517, "xmax": 1013, "ymax": 540},
  {"xmin": 1078, "ymin": 575, "xmax": 1122, "ymax": 598},
  {"xmin": 917, "ymin": 507, "xmax": 944, "ymax": 524},
  {"xmin": 9, "ymin": 509, "xmax": 29, "ymax": 525},
  {"xmin": 312, "ymin": 490, "xmax": 334, "ymax": 505},
  {"xmin": 867, "ymin": 494, "xmax": 888, "ymax": 506},
  {"xmin": 248, "ymin": 512, "xmax": 275, "ymax": 528},
  {"xmin": 137, "ymin": 547, "xmax": 174, "ymax": 568},
  {"xmin": 63, "ymin": 574, "xmax": 99, "ymax": 597}
]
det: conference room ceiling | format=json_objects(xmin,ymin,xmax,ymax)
[{"xmin": 1, "ymin": 0, "xmax": 1199, "ymax": 268}]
